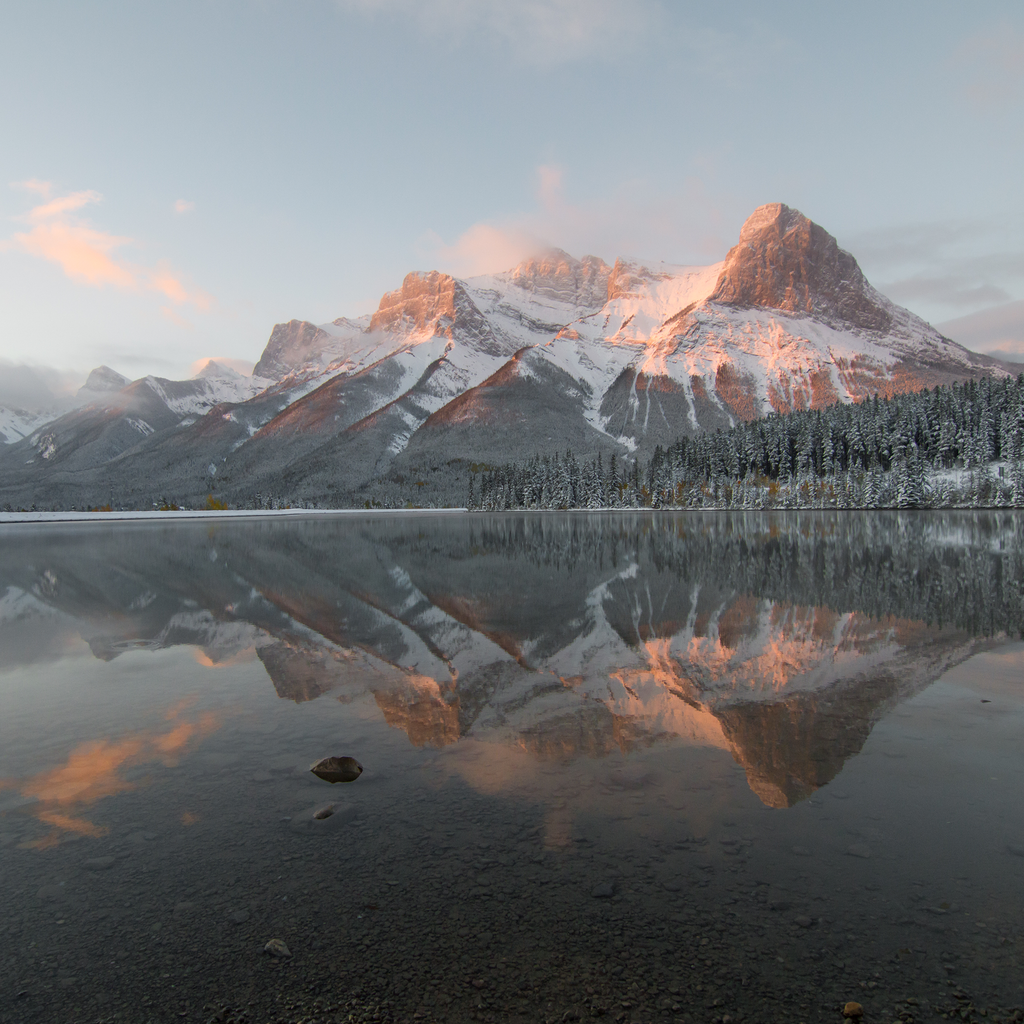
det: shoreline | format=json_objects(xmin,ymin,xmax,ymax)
[
  {"xmin": 0, "ymin": 507, "xmax": 469, "ymax": 524},
  {"xmin": 1, "ymin": 504, "xmax": 1022, "ymax": 525}
]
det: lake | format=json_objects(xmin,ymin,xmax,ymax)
[{"xmin": 0, "ymin": 511, "xmax": 1022, "ymax": 1024}]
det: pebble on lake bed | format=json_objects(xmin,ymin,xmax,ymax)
[
  {"xmin": 310, "ymin": 756, "xmax": 363, "ymax": 783},
  {"xmin": 264, "ymin": 938, "xmax": 292, "ymax": 958},
  {"xmin": 313, "ymin": 804, "xmax": 335, "ymax": 820},
  {"xmin": 842, "ymin": 1001, "xmax": 864, "ymax": 1018}
]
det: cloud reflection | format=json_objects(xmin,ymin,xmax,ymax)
[{"xmin": 5, "ymin": 703, "xmax": 219, "ymax": 848}]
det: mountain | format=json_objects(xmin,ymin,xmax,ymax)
[
  {"xmin": 1, "ymin": 203, "xmax": 1018, "ymax": 509},
  {"xmin": 0, "ymin": 368, "xmax": 130, "ymax": 448}
]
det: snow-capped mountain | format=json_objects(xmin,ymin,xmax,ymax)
[
  {"xmin": 0, "ymin": 203, "xmax": 1018, "ymax": 508},
  {"xmin": 0, "ymin": 365, "xmax": 130, "ymax": 445}
]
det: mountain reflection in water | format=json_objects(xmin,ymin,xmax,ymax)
[{"xmin": 2, "ymin": 511, "xmax": 1021, "ymax": 810}]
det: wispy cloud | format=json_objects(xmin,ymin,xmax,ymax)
[
  {"xmin": 429, "ymin": 222, "xmax": 542, "ymax": 278},
  {"xmin": 883, "ymin": 276, "xmax": 1011, "ymax": 309},
  {"xmin": 953, "ymin": 24, "xmax": 1024, "ymax": 108},
  {"xmin": 423, "ymin": 165, "xmax": 735, "ymax": 277},
  {"xmin": 845, "ymin": 218, "xmax": 1024, "ymax": 315},
  {"xmin": 938, "ymin": 299, "xmax": 1024, "ymax": 359},
  {"xmin": 3, "ymin": 181, "xmax": 212, "ymax": 312},
  {"xmin": 0, "ymin": 360, "xmax": 83, "ymax": 413},
  {"xmin": 337, "ymin": 0, "xmax": 660, "ymax": 61},
  {"xmin": 174, "ymin": 199, "xmax": 195, "ymax": 215},
  {"xmin": 337, "ymin": 0, "xmax": 793, "ymax": 81}
]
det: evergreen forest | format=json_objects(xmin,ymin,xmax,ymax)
[{"xmin": 471, "ymin": 375, "xmax": 1024, "ymax": 511}]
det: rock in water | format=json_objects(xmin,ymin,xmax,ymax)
[
  {"xmin": 310, "ymin": 756, "xmax": 363, "ymax": 784},
  {"xmin": 312, "ymin": 804, "xmax": 335, "ymax": 820},
  {"xmin": 842, "ymin": 1002, "xmax": 863, "ymax": 1018},
  {"xmin": 264, "ymin": 938, "xmax": 292, "ymax": 958}
]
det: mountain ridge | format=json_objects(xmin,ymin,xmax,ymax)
[{"xmin": 1, "ymin": 203, "xmax": 1020, "ymax": 509}]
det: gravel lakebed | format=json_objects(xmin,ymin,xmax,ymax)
[{"xmin": 2, "ymin": 750, "xmax": 1022, "ymax": 1024}]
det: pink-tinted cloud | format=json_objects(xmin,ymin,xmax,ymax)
[
  {"xmin": 15, "ymin": 178, "xmax": 52, "ymax": 197},
  {"xmin": 174, "ymin": 199, "xmax": 195, "ymax": 214},
  {"xmin": 425, "ymin": 165, "xmax": 735, "ymax": 277},
  {"xmin": 15, "ymin": 219, "xmax": 136, "ymax": 288},
  {"xmin": 4, "ymin": 181, "xmax": 212, "ymax": 313},
  {"xmin": 429, "ymin": 222, "xmax": 543, "ymax": 278},
  {"xmin": 953, "ymin": 25, "xmax": 1024, "ymax": 107},
  {"xmin": 160, "ymin": 306, "xmax": 194, "ymax": 330},
  {"xmin": 537, "ymin": 164, "xmax": 563, "ymax": 212}
]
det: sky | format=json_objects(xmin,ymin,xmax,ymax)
[{"xmin": 2, "ymin": 0, "xmax": 1024, "ymax": 403}]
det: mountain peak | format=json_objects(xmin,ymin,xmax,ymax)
[
  {"xmin": 710, "ymin": 203, "xmax": 892, "ymax": 333},
  {"xmin": 369, "ymin": 270, "xmax": 463, "ymax": 335},
  {"xmin": 193, "ymin": 359, "xmax": 243, "ymax": 380},
  {"xmin": 508, "ymin": 249, "xmax": 610, "ymax": 308},
  {"xmin": 736, "ymin": 202, "xmax": 806, "ymax": 244},
  {"xmin": 79, "ymin": 365, "xmax": 130, "ymax": 396},
  {"xmin": 253, "ymin": 320, "xmax": 334, "ymax": 381}
]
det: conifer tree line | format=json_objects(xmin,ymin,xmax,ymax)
[
  {"xmin": 455, "ymin": 510, "xmax": 1024, "ymax": 637},
  {"xmin": 470, "ymin": 375, "xmax": 1024, "ymax": 510}
]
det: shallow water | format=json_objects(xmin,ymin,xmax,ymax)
[{"xmin": 0, "ymin": 511, "xmax": 1022, "ymax": 1024}]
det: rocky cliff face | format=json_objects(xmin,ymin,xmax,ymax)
[
  {"xmin": 2, "ymin": 203, "xmax": 1020, "ymax": 509},
  {"xmin": 708, "ymin": 203, "xmax": 893, "ymax": 332},
  {"xmin": 509, "ymin": 249, "xmax": 610, "ymax": 307},
  {"xmin": 77, "ymin": 365, "xmax": 131, "ymax": 400},
  {"xmin": 252, "ymin": 320, "xmax": 341, "ymax": 381}
]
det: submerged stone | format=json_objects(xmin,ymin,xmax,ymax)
[{"xmin": 310, "ymin": 756, "xmax": 363, "ymax": 784}]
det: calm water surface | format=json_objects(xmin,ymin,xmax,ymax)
[{"xmin": 0, "ymin": 511, "xmax": 1022, "ymax": 1024}]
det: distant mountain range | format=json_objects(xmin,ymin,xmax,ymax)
[{"xmin": 1, "ymin": 203, "xmax": 1019, "ymax": 510}]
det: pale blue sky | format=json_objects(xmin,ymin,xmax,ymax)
[{"xmin": 2, "ymin": 0, "xmax": 1023, "ymax": 390}]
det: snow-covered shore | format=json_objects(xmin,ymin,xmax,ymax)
[{"xmin": 0, "ymin": 507, "xmax": 469, "ymax": 525}]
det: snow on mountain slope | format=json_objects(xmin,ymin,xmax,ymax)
[
  {"xmin": 204, "ymin": 209, "xmax": 1024, "ymax": 500},
  {"xmin": 144, "ymin": 362, "xmax": 275, "ymax": 418},
  {"xmin": 0, "ymin": 366, "xmax": 132, "ymax": 446},
  {"xmin": 0, "ymin": 407, "xmax": 58, "ymax": 445},
  {"xmin": 3, "ymin": 202, "xmax": 1020, "ymax": 509}
]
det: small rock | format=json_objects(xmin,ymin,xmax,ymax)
[
  {"xmin": 846, "ymin": 844, "xmax": 872, "ymax": 859},
  {"xmin": 264, "ymin": 938, "xmax": 292, "ymax": 958},
  {"xmin": 83, "ymin": 856, "xmax": 116, "ymax": 870},
  {"xmin": 313, "ymin": 804, "xmax": 335, "ymax": 820},
  {"xmin": 794, "ymin": 915, "xmax": 813, "ymax": 928},
  {"xmin": 591, "ymin": 882, "xmax": 614, "ymax": 898},
  {"xmin": 843, "ymin": 1002, "xmax": 864, "ymax": 1018},
  {"xmin": 228, "ymin": 909, "xmax": 250, "ymax": 924},
  {"xmin": 288, "ymin": 803, "xmax": 359, "ymax": 835},
  {"xmin": 310, "ymin": 756, "xmax": 363, "ymax": 784}
]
